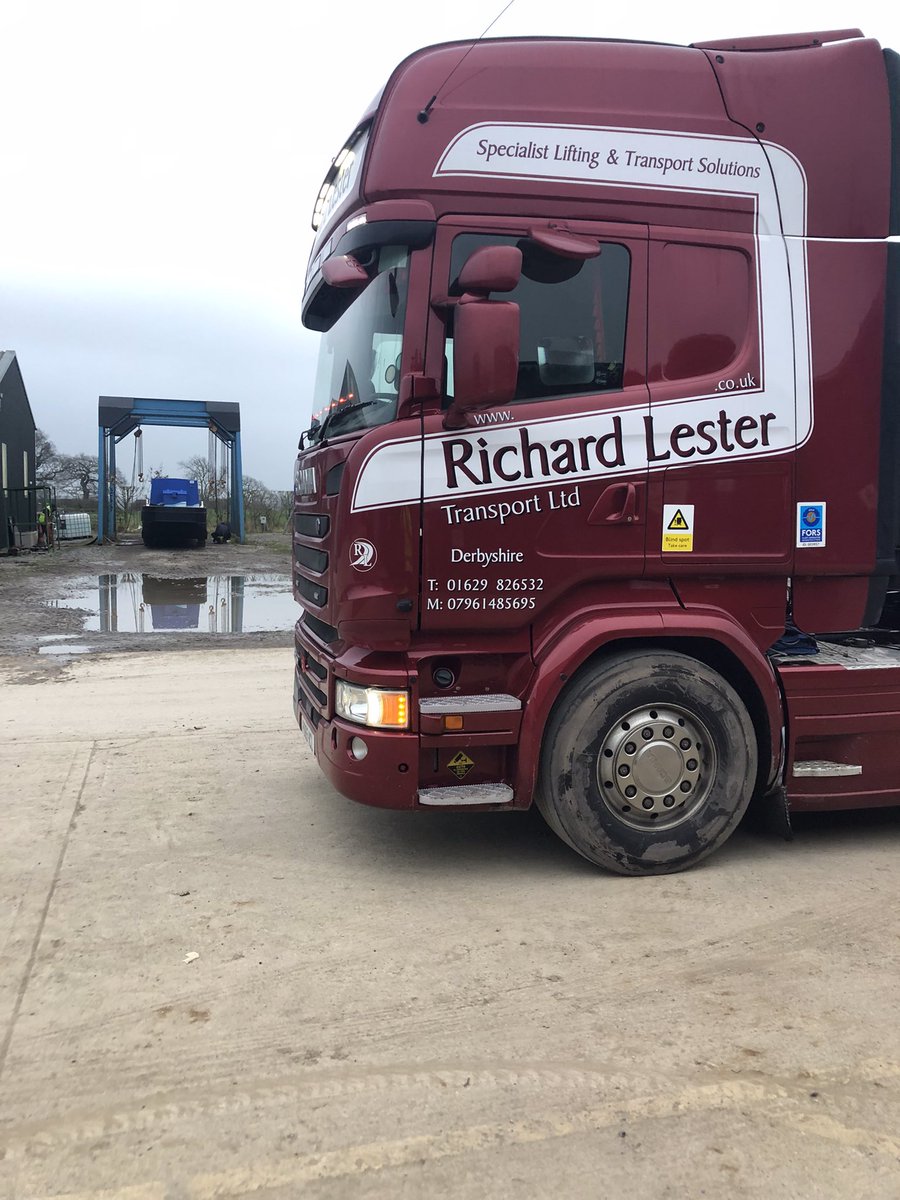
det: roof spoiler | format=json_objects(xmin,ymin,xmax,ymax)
[{"xmin": 692, "ymin": 29, "xmax": 863, "ymax": 52}]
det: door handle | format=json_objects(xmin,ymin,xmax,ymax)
[
  {"xmin": 588, "ymin": 482, "xmax": 644, "ymax": 525},
  {"xmin": 608, "ymin": 483, "xmax": 637, "ymax": 523}
]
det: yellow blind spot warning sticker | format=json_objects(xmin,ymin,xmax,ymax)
[
  {"xmin": 448, "ymin": 751, "xmax": 475, "ymax": 779},
  {"xmin": 662, "ymin": 504, "xmax": 695, "ymax": 552}
]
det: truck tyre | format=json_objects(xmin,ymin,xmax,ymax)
[{"xmin": 537, "ymin": 650, "xmax": 757, "ymax": 875}]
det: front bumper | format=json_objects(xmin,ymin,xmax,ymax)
[{"xmin": 293, "ymin": 664, "xmax": 419, "ymax": 808}]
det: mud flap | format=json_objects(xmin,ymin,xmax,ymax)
[{"xmin": 755, "ymin": 783, "xmax": 793, "ymax": 842}]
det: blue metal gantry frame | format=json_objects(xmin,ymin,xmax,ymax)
[{"xmin": 97, "ymin": 396, "xmax": 244, "ymax": 544}]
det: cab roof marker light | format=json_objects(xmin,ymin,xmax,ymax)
[
  {"xmin": 311, "ymin": 125, "xmax": 370, "ymax": 231},
  {"xmin": 312, "ymin": 182, "xmax": 335, "ymax": 231},
  {"xmin": 312, "ymin": 156, "xmax": 351, "ymax": 231}
]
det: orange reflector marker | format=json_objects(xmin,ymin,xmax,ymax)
[{"xmin": 443, "ymin": 714, "xmax": 464, "ymax": 731}]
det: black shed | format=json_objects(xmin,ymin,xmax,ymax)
[{"xmin": 0, "ymin": 352, "xmax": 37, "ymax": 551}]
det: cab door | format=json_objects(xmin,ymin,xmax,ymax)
[
  {"xmin": 645, "ymin": 227, "xmax": 794, "ymax": 577},
  {"xmin": 419, "ymin": 216, "xmax": 650, "ymax": 633}
]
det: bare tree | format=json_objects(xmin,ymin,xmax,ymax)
[
  {"xmin": 34, "ymin": 428, "xmax": 60, "ymax": 481},
  {"xmin": 242, "ymin": 476, "xmax": 292, "ymax": 532},
  {"xmin": 55, "ymin": 454, "xmax": 99, "ymax": 501},
  {"xmin": 115, "ymin": 470, "xmax": 143, "ymax": 530},
  {"xmin": 179, "ymin": 454, "xmax": 227, "ymax": 515}
]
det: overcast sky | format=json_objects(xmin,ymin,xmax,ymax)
[{"xmin": 1, "ymin": 1, "xmax": 896, "ymax": 488}]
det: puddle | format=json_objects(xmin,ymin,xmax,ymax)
[
  {"xmin": 50, "ymin": 573, "xmax": 297, "ymax": 635},
  {"xmin": 38, "ymin": 643, "xmax": 94, "ymax": 656}
]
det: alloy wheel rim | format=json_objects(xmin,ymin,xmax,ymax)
[{"xmin": 596, "ymin": 703, "xmax": 715, "ymax": 831}]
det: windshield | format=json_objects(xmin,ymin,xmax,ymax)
[{"xmin": 306, "ymin": 246, "xmax": 409, "ymax": 444}]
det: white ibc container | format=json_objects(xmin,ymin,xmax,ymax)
[{"xmin": 59, "ymin": 513, "xmax": 93, "ymax": 539}]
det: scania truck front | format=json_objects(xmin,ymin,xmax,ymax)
[{"xmin": 292, "ymin": 30, "xmax": 900, "ymax": 874}]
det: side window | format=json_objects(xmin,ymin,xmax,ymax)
[
  {"xmin": 447, "ymin": 234, "xmax": 630, "ymax": 404},
  {"xmin": 650, "ymin": 242, "xmax": 752, "ymax": 382}
]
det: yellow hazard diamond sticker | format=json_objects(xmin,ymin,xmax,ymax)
[
  {"xmin": 447, "ymin": 751, "xmax": 475, "ymax": 779},
  {"xmin": 662, "ymin": 503, "xmax": 694, "ymax": 552}
]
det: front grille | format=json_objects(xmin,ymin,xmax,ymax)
[
  {"xmin": 295, "ymin": 512, "xmax": 329, "ymax": 538},
  {"xmin": 305, "ymin": 654, "xmax": 327, "ymax": 682},
  {"xmin": 296, "ymin": 575, "xmax": 328, "ymax": 608},
  {"xmin": 295, "ymin": 544, "xmax": 328, "ymax": 573},
  {"xmin": 297, "ymin": 646, "xmax": 329, "ymax": 715},
  {"xmin": 302, "ymin": 612, "xmax": 338, "ymax": 644},
  {"xmin": 293, "ymin": 468, "xmax": 337, "ymax": 628},
  {"xmin": 303, "ymin": 675, "xmax": 327, "ymax": 708},
  {"xmin": 296, "ymin": 686, "xmax": 320, "ymax": 727}
]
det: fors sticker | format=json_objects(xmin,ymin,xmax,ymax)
[{"xmin": 796, "ymin": 503, "xmax": 826, "ymax": 548}]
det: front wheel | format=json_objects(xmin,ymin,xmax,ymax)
[{"xmin": 537, "ymin": 650, "xmax": 758, "ymax": 875}]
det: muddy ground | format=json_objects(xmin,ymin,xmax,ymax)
[{"xmin": 0, "ymin": 533, "xmax": 295, "ymax": 677}]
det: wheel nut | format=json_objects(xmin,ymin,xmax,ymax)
[
  {"xmin": 687, "ymin": 758, "xmax": 698, "ymax": 771},
  {"xmin": 642, "ymin": 797, "xmax": 654, "ymax": 810},
  {"xmin": 641, "ymin": 728, "xmax": 653, "ymax": 740},
  {"xmin": 680, "ymin": 781, "xmax": 691, "ymax": 793},
  {"xmin": 624, "ymin": 785, "xmax": 637, "ymax": 798},
  {"xmin": 624, "ymin": 742, "xmax": 636, "ymax": 755},
  {"xmin": 663, "ymin": 795, "xmax": 675, "ymax": 807},
  {"xmin": 618, "ymin": 764, "xmax": 630, "ymax": 776},
  {"xmin": 663, "ymin": 726, "xmax": 674, "ymax": 738},
  {"xmin": 680, "ymin": 738, "xmax": 691, "ymax": 750}
]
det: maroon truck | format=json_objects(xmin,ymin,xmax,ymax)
[{"xmin": 292, "ymin": 29, "xmax": 900, "ymax": 874}]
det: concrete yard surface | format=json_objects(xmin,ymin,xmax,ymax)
[{"xmin": 2, "ymin": 647, "xmax": 900, "ymax": 1198}]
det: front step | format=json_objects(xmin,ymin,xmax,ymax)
[
  {"xmin": 774, "ymin": 642, "xmax": 900, "ymax": 669},
  {"xmin": 792, "ymin": 760, "xmax": 863, "ymax": 778},
  {"xmin": 418, "ymin": 783, "xmax": 515, "ymax": 807}
]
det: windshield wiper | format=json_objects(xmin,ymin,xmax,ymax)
[{"xmin": 316, "ymin": 398, "xmax": 385, "ymax": 446}]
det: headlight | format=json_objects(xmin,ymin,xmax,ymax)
[{"xmin": 335, "ymin": 681, "xmax": 409, "ymax": 729}]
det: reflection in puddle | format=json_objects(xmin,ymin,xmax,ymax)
[
  {"xmin": 52, "ymin": 574, "xmax": 297, "ymax": 634},
  {"xmin": 38, "ymin": 642, "xmax": 93, "ymax": 656}
]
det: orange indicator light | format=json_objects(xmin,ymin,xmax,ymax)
[{"xmin": 378, "ymin": 691, "xmax": 409, "ymax": 728}]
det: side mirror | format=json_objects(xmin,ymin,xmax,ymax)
[
  {"xmin": 455, "ymin": 244, "xmax": 522, "ymax": 295},
  {"xmin": 445, "ymin": 299, "xmax": 520, "ymax": 429},
  {"xmin": 443, "ymin": 243, "xmax": 522, "ymax": 429},
  {"xmin": 321, "ymin": 254, "xmax": 370, "ymax": 288},
  {"xmin": 304, "ymin": 253, "xmax": 371, "ymax": 331},
  {"xmin": 526, "ymin": 226, "xmax": 600, "ymax": 260}
]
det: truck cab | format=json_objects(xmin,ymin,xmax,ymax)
[{"xmin": 293, "ymin": 31, "xmax": 900, "ymax": 874}]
